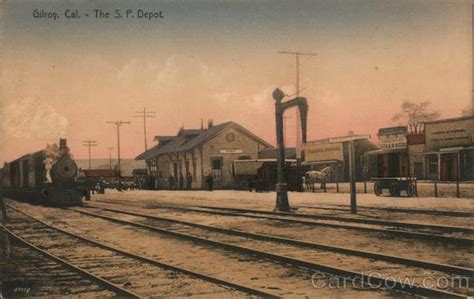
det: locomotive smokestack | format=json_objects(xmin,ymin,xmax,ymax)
[{"xmin": 60, "ymin": 138, "xmax": 67, "ymax": 149}]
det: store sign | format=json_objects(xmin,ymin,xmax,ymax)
[
  {"xmin": 426, "ymin": 127, "xmax": 472, "ymax": 149},
  {"xmin": 328, "ymin": 135, "xmax": 370, "ymax": 143},
  {"xmin": 304, "ymin": 142, "xmax": 343, "ymax": 162},
  {"xmin": 379, "ymin": 135, "xmax": 407, "ymax": 150},
  {"xmin": 219, "ymin": 149, "xmax": 243, "ymax": 154}
]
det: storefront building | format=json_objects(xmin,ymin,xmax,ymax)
[
  {"xmin": 135, "ymin": 121, "xmax": 272, "ymax": 189},
  {"xmin": 363, "ymin": 126, "xmax": 409, "ymax": 178},
  {"xmin": 423, "ymin": 116, "xmax": 474, "ymax": 181},
  {"xmin": 303, "ymin": 135, "xmax": 378, "ymax": 182},
  {"xmin": 407, "ymin": 134, "xmax": 426, "ymax": 179}
]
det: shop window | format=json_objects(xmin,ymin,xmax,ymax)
[{"xmin": 211, "ymin": 157, "xmax": 223, "ymax": 170}]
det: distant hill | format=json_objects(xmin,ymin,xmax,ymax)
[{"xmin": 75, "ymin": 159, "xmax": 146, "ymax": 177}]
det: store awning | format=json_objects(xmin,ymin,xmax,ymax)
[
  {"xmin": 363, "ymin": 148, "xmax": 407, "ymax": 156},
  {"xmin": 302, "ymin": 159, "xmax": 342, "ymax": 166},
  {"xmin": 424, "ymin": 146, "xmax": 474, "ymax": 155}
]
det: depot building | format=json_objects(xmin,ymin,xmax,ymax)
[
  {"xmin": 302, "ymin": 134, "xmax": 378, "ymax": 182},
  {"xmin": 363, "ymin": 126, "xmax": 410, "ymax": 178},
  {"xmin": 135, "ymin": 121, "xmax": 272, "ymax": 189}
]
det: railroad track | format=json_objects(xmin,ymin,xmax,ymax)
[
  {"xmin": 128, "ymin": 202, "xmax": 473, "ymax": 246},
  {"xmin": 0, "ymin": 229, "xmax": 116, "ymax": 297},
  {"xmin": 66, "ymin": 203, "xmax": 471, "ymax": 298},
  {"xmin": 4, "ymin": 204, "xmax": 276, "ymax": 298},
  {"xmin": 199, "ymin": 205, "xmax": 474, "ymax": 235},
  {"xmin": 83, "ymin": 202, "xmax": 474, "ymax": 278},
  {"xmin": 296, "ymin": 204, "xmax": 474, "ymax": 218}
]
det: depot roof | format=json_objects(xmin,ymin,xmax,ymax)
[{"xmin": 136, "ymin": 121, "xmax": 272, "ymax": 161}]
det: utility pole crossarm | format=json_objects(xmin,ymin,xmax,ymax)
[
  {"xmin": 81, "ymin": 140, "xmax": 98, "ymax": 170},
  {"xmin": 277, "ymin": 51, "xmax": 317, "ymax": 56},
  {"xmin": 278, "ymin": 50, "xmax": 316, "ymax": 157},
  {"xmin": 106, "ymin": 120, "xmax": 131, "ymax": 183},
  {"xmin": 133, "ymin": 107, "xmax": 156, "ymax": 152}
]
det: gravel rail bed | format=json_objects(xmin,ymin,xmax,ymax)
[
  {"xmin": 3, "ymin": 204, "xmax": 253, "ymax": 298},
  {"xmin": 0, "ymin": 230, "xmax": 115, "ymax": 297},
  {"xmin": 7, "ymin": 200, "xmax": 397, "ymax": 297},
  {"xmin": 70, "ymin": 203, "xmax": 472, "ymax": 297},
  {"xmin": 94, "ymin": 199, "xmax": 474, "ymax": 269}
]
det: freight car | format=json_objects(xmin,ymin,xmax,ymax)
[
  {"xmin": 232, "ymin": 159, "xmax": 305, "ymax": 192},
  {"xmin": 0, "ymin": 139, "xmax": 89, "ymax": 205}
]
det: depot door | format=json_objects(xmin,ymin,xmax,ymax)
[{"xmin": 211, "ymin": 157, "xmax": 223, "ymax": 188}]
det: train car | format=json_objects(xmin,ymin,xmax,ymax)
[
  {"xmin": 232, "ymin": 159, "xmax": 304, "ymax": 192},
  {"xmin": 0, "ymin": 139, "xmax": 89, "ymax": 206},
  {"xmin": 232, "ymin": 159, "xmax": 273, "ymax": 189},
  {"xmin": 254, "ymin": 162, "xmax": 306, "ymax": 192}
]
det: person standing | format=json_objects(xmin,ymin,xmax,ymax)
[
  {"xmin": 206, "ymin": 173, "xmax": 214, "ymax": 191},
  {"xmin": 168, "ymin": 175, "xmax": 175, "ymax": 190},
  {"xmin": 179, "ymin": 173, "xmax": 184, "ymax": 190},
  {"xmin": 186, "ymin": 172, "xmax": 193, "ymax": 190}
]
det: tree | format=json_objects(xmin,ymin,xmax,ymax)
[{"xmin": 392, "ymin": 100, "xmax": 440, "ymax": 134}]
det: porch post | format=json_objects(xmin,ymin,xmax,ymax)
[{"xmin": 437, "ymin": 154, "xmax": 441, "ymax": 181}]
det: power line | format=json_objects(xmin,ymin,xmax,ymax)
[
  {"xmin": 134, "ymin": 107, "xmax": 156, "ymax": 152},
  {"xmin": 106, "ymin": 121, "xmax": 131, "ymax": 180},
  {"xmin": 81, "ymin": 140, "xmax": 97, "ymax": 170},
  {"xmin": 278, "ymin": 50, "xmax": 317, "ymax": 158}
]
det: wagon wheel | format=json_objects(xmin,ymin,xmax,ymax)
[
  {"xmin": 389, "ymin": 182, "xmax": 400, "ymax": 197},
  {"xmin": 406, "ymin": 183, "xmax": 416, "ymax": 197},
  {"xmin": 373, "ymin": 182, "xmax": 382, "ymax": 196}
]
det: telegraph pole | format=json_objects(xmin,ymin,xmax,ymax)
[
  {"xmin": 106, "ymin": 121, "xmax": 131, "ymax": 182},
  {"xmin": 108, "ymin": 146, "xmax": 113, "ymax": 171},
  {"xmin": 81, "ymin": 140, "xmax": 97, "ymax": 170},
  {"xmin": 278, "ymin": 51, "xmax": 316, "ymax": 158},
  {"xmin": 349, "ymin": 140, "xmax": 357, "ymax": 213},
  {"xmin": 134, "ymin": 107, "xmax": 156, "ymax": 152}
]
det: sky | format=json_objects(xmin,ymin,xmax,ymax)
[{"xmin": 0, "ymin": 0, "xmax": 472, "ymax": 164}]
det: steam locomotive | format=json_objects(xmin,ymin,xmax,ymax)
[{"xmin": 0, "ymin": 139, "xmax": 89, "ymax": 205}]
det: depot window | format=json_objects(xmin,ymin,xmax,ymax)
[{"xmin": 211, "ymin": 157, "xmax": 223, "ymax": 170}]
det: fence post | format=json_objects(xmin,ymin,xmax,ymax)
[{"xmin": 414, "ymin": 179, "xmax": 418, "ymax": 197}]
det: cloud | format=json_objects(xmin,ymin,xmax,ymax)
[{"xmin": 2, "ymin": 97, "xmax": 68, "ymax": 140}]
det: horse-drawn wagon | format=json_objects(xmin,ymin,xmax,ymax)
[{"xmin": 372, "ymin": 177, "xmax": 417, "ymax": 197}]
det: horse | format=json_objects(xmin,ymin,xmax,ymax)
[{"xmin": 304, "ymin": 167, "xmax": 334, "ymax": 192}]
